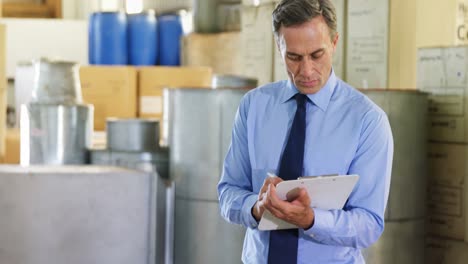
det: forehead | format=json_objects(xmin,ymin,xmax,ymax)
[{"xmin": 277, "ymin": 16, "xmax": 331, "ymax": 51}]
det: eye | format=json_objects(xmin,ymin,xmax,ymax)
[
  {"xmin": 286, "ymin": 54, "xmax": 301, "ymax": 61},
  {"xmin": 311, "ymin": 50, "xmax": 325, "ymax": 59}
]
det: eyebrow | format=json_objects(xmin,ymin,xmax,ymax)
[{"xmin": 286, "ymin": 48, "xmax": 325, "ymax": 58}]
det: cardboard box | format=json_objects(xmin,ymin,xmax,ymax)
[
  {"xmin": 416, "ymin": 0, "xmax": 468, "ymax": 48},
  {"xmin": 426, "ymin": 237, "xmax": 468, "ymax": 264},
  {"xmin": 5, "ymin": 128, "xmax": 19, "ymax": 164},
  {"xmin": 241, "ymin": 3, "xmax": 275, "ymax": 85},
  {"xmin": 0, "ymin": 24, "xmax": 6, "ymax": 162},
  {"xmin": 80, "ymin": 66, "xmax": 138, "ymax": 131},
  {"xmin": 428, "ymin": 143, "xmax": 468, "ymax": 240},
  {"xmin": 182, "ymin": 32, "xmax": 243, "ymax": 76},
  {"xmin": 418, "ymin": 46, "xmax": 468, "ymax": 143},
  {"xmin": 138, "ymin": 66, "xmax": 212, "ymax": 119},
  {"xmin": 346, "ymin": 0, "xmax": 389, "ymax": 89},
  {"xmin": 388, "ymin": 0, "xmax": 417, "ymax": 89}
]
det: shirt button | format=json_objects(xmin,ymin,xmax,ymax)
[{"xmin": 310, "ymin": 234, "xmax": 315, "ymax": 238}]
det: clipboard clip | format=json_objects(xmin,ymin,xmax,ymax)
[{"xmin": 297, "ymin": 173, "xmax": 339, "ymax": 180}]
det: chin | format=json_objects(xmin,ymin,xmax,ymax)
[{"xmin": 297, "ymin": 86, "xmax": 321, "ymax": 94}]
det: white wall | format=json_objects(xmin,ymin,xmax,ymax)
[{"xmin": 0, "ymin": 18, "xmax": 88, "ymax": 79}]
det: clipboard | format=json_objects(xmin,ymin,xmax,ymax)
[{"xmin": 258, "ymin": 174, "xmax": 359, "ymax": 231}]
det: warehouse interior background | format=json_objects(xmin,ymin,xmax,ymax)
[{"xmin": 0, "ymin": 0, "xmax": 467, "ymax": 263}]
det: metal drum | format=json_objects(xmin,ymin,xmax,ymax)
[
  {"xmin": 31, "ymin": 58, "xmax": 82, "ymax": 104},
  {"xmin": 361, "ymin": 89, "xmax": 428, "ymax": 264},
  {"xmin": 89, "ymin": 148, "xmax": 169, "ymax": 264},
  {"xmin": 212, "ymin": 74, "xmax": 258, "ymax": 89},
  {"xmin": 90, "ymin": 147, "xmax": 169, "ymax": 180},
  {"xmin": 166, "ymin": 88, "xmax": 249, "ymax": 264},
  {"xmin": 0, "ymin": 165, "xmax": 158, "ymax": 264},
  {"xmin": 193, "ymin": 0, "xmax": 218, "ymax": 33},
  {"xmin": 362, "ymin": 90, "xmax": 428, "ymax": 220},
  {"xmin": 20, "ymin": 103, "xmax": 93, "ymax": 165},
  {"xmin": 363, "ymin": 220, "xmax": 425, "ymax": 264},
  {"xmin": 106, "ymin": 118, "xmax": 160, "ymax": 152}
]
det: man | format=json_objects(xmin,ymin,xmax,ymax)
[{"xmin": 217, "ymin": 0, "xmax": 393, "ymax": 263}]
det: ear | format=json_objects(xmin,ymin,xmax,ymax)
[
  {"xmin": 275, "ymin": 35, "xmax": 282, "ymax": 53},
  {"xmin": 331, "ymin": 32, "xmax": 339, "ymax": 53}
]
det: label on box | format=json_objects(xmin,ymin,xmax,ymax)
[
  {"xmin": 428, "ymin": 185, "xmax": 463, "ymax": 216},
  {"xmin": 430, "ymin": 116, "xmax": 465, "ymax": 142},
  {"xmin": 427, "ymin": 213, "xmax": 465, "ymax": 240},
  {"xmin": 140, "ymin": 96, "xmax": 163, "ymax": 115},
  {"xmin": 428, "ymin": 143, "xmax": 467, "ymax": 186},
  {"xmin": 346, "ymin": 0, "xmax": 389, "ymax": 88},
  {"xmin": 427, "ymin": 89, "xmax": 465, "ymax": 116}
]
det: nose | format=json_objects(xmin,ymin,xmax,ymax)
[{"xmin": 298, "ymin": 57, "xmax": 315, "ymax": 78}]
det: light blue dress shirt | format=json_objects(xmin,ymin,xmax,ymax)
[{"xmin": 217, "ymin": 70, "xmax": 393, "ymax": 264}]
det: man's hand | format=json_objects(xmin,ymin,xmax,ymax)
[
  {"xmin": 266, "ymin": 185, "xmax": 315, "ymax": 229},
  {"xmin": 252, "ymin": 175, "xmax": 283, "ymax": 221},
  {"xmin": 252, "ymin": 175, "xmax": 315, "ymax": 230}
]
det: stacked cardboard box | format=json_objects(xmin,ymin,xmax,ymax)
[
  {"xmin": 79, "ymin": 65, "xmax": 212, "ymax": 149},
  {"xmin": 181, "ymin": 32, "xmax": 244, "ymax": 76},
  {"xmin": 138, "ymin": 66, "xmax": 212, "ymax": 120},
  {"xmin": 418, "ymin": 45, "xmax": 468, "ymax": 261},
  {"xmin": 80, "ymin": 66, "xmax": 138, "ymax": 131},
  {"xmin": 417, "ymin": 5, "xmax": 468, "ymax": 257},
  {"xmin": 241, "ymin": 1, "xmax": 276, "ymax": 85},
  {"xmin": 0, "ymin": 24, "xmax": 6, "ymax": 162},
  {"xmin": 4, "ymin": 128, "xmax": 19, "ymax": 164},
  {"xmin": 426, "ymin": 237, "xmax": 468, "ymax": 264},
  {"xmin": 346, "ymin": 0, "xmax": 389, "ymax": 88}
]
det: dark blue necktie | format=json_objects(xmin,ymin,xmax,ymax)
[{"xmin": 267, "ymin": 93, "xmax": 307, "ymax": 264}]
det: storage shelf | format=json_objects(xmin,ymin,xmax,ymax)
[{"xmin": 2, "ymin": 0, "xmax": 61, "ymax": 18}]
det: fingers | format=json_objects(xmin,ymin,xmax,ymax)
[
  {"xmin": 286, "ymin": 187, "xmax": 302, "ymax": 202},
  {"xmin": 258, "ymin": 175, "xmax": 283, "ymax": 201},
  {"xmin": 264, "ymin": 185, "xmax": 313, "ymax": 227}
]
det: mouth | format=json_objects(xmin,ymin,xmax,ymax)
[{"xmin": 298, "ymin": 79, "xmax": 319, "ymax": 88}]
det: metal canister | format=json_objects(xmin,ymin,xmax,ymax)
[
  {"xmin": 31, "ymin": 58, "xmax": 82, "ymax": 104},
  {"xmin": 212, "ymin": 74, "xmax": 258, "ymax": 89},
  {"xmin": 20, "ymin": 103, "xmax": 93, "ymax": 165},
  {"xmin": 106, "ymin": 118, "xmax": 160, "ymax": 152}
]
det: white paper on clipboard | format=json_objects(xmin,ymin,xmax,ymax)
[{"xmin": 258, "ymin": 174, "xmax": 359, "ymax": 231}]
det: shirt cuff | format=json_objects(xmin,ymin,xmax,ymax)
[
  {"xmin": 303, "ymin": 208, "xmax": 334, "ymax": 238},
  {"xmin": 242, "ymin": 194, "xmax": 259, "ymax": 229}
]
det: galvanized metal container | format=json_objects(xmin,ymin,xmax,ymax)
[
  {"xmin": 31, "ymin": 58, "xmax": 82, "ymax": 104},
  {"xmin": 166, "ymin": 88, "xmax": 249, "ymax": 264},
  {"xmin": 212, "ymin": 74, "xmax": 258, "ymax": 89},
  {"xmin": 174, "ymin": 199, "xmax": 245, "ymax": 263},
  {"xmin": 361, "ymin": 89, "xmax": 428, "ymax": 264},
  {"xmin": 0, "ymin": 165, "xmax": 160, "ymax": 264},
  {"xmin": 20, "ymin": 103, "xmax": 93, "ymax": 165},
  {"xmin": 107, "ymin": 118, "xmax": 160, "ymax": 152},
  {"xmin": 363, "ymin": 219, "xmax": 425, "ymax": 264},
  {"xmin": 362, "ymin": 89, "xmax": 428, "ymax": 220},
  {"xmin": 90, "ymin": 147, "xmax": 169, "ymax": 180}
]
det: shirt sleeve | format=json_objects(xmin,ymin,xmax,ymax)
[
  {"xmin": 304, "ymin": 109, "xmax": 393, "ymax": 249},
  {"xmin": 218, "ymin": 93, "xmax": 259, "ymax": 229}
]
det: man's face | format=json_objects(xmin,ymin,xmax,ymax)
[{"xmin": 277, "ymin": 16, "xmax": 338, "ymax": 94}]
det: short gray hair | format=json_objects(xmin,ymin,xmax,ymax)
[{"xmin": 272, "ymin": 0, "xmax": 337, "ymax": 40}]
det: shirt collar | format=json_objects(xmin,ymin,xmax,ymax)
[{"xmin": 280, "ymin": 69, "xmax": 337, "ymax": 112}]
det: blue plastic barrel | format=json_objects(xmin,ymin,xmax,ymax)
[
  {"xmin": 158, "ymin": 13, "xmax": 183, "ymax": 66},
  {"xmin": 128, "ymin": 11, "xmax": 158, "ymax": 65},
  {"xmin": 89, "ymin": 12, "xmax": 128, "ymax": 65}
]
